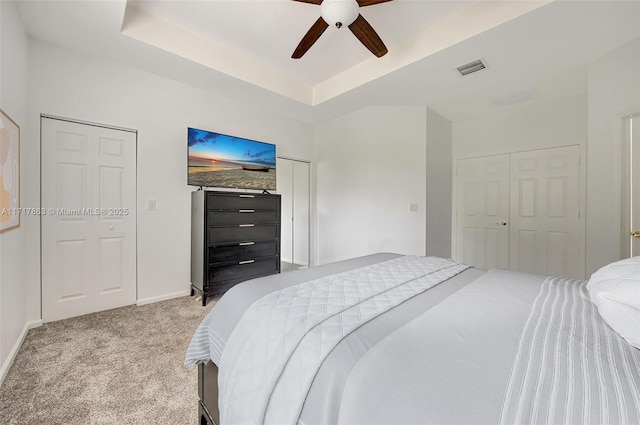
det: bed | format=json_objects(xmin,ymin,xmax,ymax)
[{"xmin": 185, "ymin": 253, "xmax": 640, "ymax": 425}]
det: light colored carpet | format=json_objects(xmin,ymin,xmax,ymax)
[{"xmin": 0, "ymin": 295, "xmax": 216, "ymax": 424}]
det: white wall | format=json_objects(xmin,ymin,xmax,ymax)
[
  {"xmin": 25, "ymin": 40, "xmax": 314, "ymax": 315},
  {"xmin": 586, "ymin": 37, "xmax": 640, "ymax": 275},
  {"xmin": 314, "ymin": 106, "xmax": 428, "ymax": 265},
  {"xmin": 452, "ymin": 94, "xmax": 588, "ymax": 275},
  {"xmin": 453, "ymin": 94, "xmax": 587, "ymax": 158},
  {"xmin": 0, "ymin": 0, "xmax": 29, "ymax": 381},
  {"xmin": 425, "ymin": 108, "xmax": 452, "ymax": 258}
]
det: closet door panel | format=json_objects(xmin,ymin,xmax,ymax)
[
  {"xmin": 293, "ymin": 161, "xmax": 310, "ymax": 267},
  {"xmin": 276, "ymin": 158, "xmax": 293, "ymax": 264},
  {"xmin": 509, "ymin": 146, "xmax": 581, "ymax": 278},
  {"xmin": 455, "ymin": 155, "xmax": 510, "ymax": 270},
  {"xmin": 631, "ymin": 116, "xmax": 640, "ymax": 256}
]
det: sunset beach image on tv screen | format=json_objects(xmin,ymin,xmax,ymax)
[{"xmin": 188, "ymin": 128, "xmax": 276, "ymax": 190}]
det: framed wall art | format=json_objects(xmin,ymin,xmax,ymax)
[{"xmin": 0, "ymin": 109, "xmax": 20, "ymax": 232}]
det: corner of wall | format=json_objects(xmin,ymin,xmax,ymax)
[
  {"xmin": 425, "ymin": 107, "xmax": 453, "ymax": 259},
  {"xmin": 0, "ymin": 0, "xmax": 31, "ymax": 386}
]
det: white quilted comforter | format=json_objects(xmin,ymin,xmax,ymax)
[{"xmin": 218, "ymin": 255, "xmax": 469, "ymax": 425}]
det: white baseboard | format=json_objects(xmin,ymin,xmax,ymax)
[
  {"xmin": 136, "ymin": 290, "xmax": 191, "ymax": 306},
  {"xmin": 281, "ymin": 258, "xmax": 310, "ymax": 267},
  {"xmin": 0, "ymin": 320, "xmax": 42, "ymax": 387}
]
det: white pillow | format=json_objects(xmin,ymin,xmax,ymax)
[{"xmin": 586, "ymin": 256, "xmax": 640, "ymax": 349}]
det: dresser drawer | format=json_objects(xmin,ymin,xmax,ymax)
[
  {"xmin": 208, "ymin": 224, "xmax": 278, "ymax": 244},
  {"xmin": 208, "ymin": 257, "xmax": 279, "ymax": 283},
  {"xmin": 208, "ymin": 241, "xmax": 278, "ymax": 264},
  {"xmin": 207, "ymin": 193, "xmax": 279, "ymax": 211},
  {"xmin": 207, "ymin": 210, "xmax": 279, "ymax": 226}
]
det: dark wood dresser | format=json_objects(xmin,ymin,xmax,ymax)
[{"xmin": 190, "ymin": 190, "xmax": 281, "ymax": 306}]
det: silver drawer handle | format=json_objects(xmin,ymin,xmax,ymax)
[
  {"xmin": 239, "ymin": 209, "xmax": 255, "ymax": 213},
  {"xmin": 239, "ymin": 194, "xmax": 255, "ymax": 198},
  {"xmin": 239, "ymin": 260, "xmax": 255, "ymax": 265},
  {"xmin": 239, "ymin": 224, "xmax": 255, "ymax": 227},
  {"xmin": 239, "ymin": 242, "xmax": 255, "ymax": 246}
]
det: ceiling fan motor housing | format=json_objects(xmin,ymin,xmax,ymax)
[{"xmin": 321, "ymin": 0, "xmax": 359, "ymax": 28}]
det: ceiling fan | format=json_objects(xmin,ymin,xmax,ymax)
[{"xmin": 291, "ymin": 0, "xmax": 393, "ymax": 59}]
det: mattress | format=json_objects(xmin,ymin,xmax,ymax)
[{"xmin": 186, "ymin": 253, "xmax": 640, "ymax": 425}]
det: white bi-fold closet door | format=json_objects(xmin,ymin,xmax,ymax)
[
  {"xmin": 276, "ymin": 157, "xmax": 310, "ymax": 270},
  {"xmin": 624, "ymin": 115, "xmax": 640, "ymax": 257},
  {"xmin": 632, "ymin": 116, "xmax": 640, "ymax": 256},
  {"xmin": 455, "ymin": 145, "xmax": 583, "ymax": 279},
  {"xmin": 41, "ymin": 117, "xmax": 137, "ymax": 322}
]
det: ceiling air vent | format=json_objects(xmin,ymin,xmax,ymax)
[{"xmin": 456, "ymin": 59, "xmax": 486, "ymax": 76}]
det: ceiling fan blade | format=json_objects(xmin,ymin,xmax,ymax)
[
  {"xmin": 348, "ymin": 14, "xmax": 388, "ymax": 57},
  {"xmin": 292, "ymin": 17, "xmax": 329, "ymax": 59},
  {"xmin": 357, "ymin": 0, "xmax": 393, "ymax": 7},
  {"xmin": 291, "ymin": 0, "xmax": 323, "ymax": 4}
]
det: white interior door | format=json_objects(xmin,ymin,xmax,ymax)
[
  {"xmin": 276, "ymin": 158, "xmax": 293, "ymax": 264},
  {"xmin": 509, "ymin": 145, "xmax": 581, "ymax": 278},
  {"xmin": 455, "ymin": 155, "xmax": 510, "ymax": 269},
  {"xmin": 631, "ymin": 116, "xmax": 640, "ymax": 256},
  {"xmin": 42, "ymin": 117, "xmax": 136, "ymax": 322},
  {"xmin": 455, "ymin": 146, "xmax": 583, "ymax": 278},
  {"xmin": 92, "ymin": 126, "xmax": 137, "ymax": 312},
  {"xmin": 277, "ymin": 157, "xmax": 310, "ymax": 270},
  {"xmin": 292, "ymin": 160, "xmax": 310, "ymax": 267},
  {"xmin": 41, "ymin": 119, "xmax": 94, "ymax": 320}
]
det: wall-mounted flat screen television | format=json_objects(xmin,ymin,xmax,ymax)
[{"xmin": 188, "ymin": 127, "xmax": 276, "ymax": 191}]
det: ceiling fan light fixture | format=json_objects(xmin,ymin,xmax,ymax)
[
  {"xmin": 290, "ymin": 0, "xmax": 390, "ymax": 59},
  {"xmin": 321, "ymin": 0, "xmax": 359, "ymax": 28}
]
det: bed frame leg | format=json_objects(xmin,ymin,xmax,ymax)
[
  {"xmin": 198, "ymin": 363, "xmax": 220, "ymax": 425},
  {"xmin": 199, "ymin": 400, "xmax": 216, "ymax": 425}
]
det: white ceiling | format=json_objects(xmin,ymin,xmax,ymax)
[
  {"xmin": 15, "ymin": 0, "xmax": 640, "ymax": 123},
  {"xmin": 128, "ymin": 0, "xmax": 473, "ymax": 86}
]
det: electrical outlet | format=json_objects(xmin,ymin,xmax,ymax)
[
  {"xmin": 148, "ymin": 200, "xmax": 156, "ymax": 211},
  {"xmin": 409, "ymin": 203, "xmax": 418, "ymax": 212}
]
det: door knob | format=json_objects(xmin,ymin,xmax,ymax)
[
  {"xmin": 632, "ymin": 230, "xmax": 640, "ymax": 239},
  {"xmin": 496, "ymin": 221, "xmax": 508, "ymax": 226}
]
